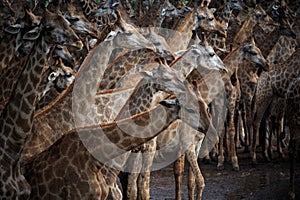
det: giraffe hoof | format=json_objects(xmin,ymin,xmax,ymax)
[
  {"xmin": 217, "ymin": 165, "xmax": 225, "ymax": 171},
  {"xmin": 288, "ymin": 191, "xmax": 295, "ymax": 200},
  {"xmin": 243, "ymin": 146, "xmax": 250, "ymax": 153},
  {"xmin": 203, "ymin": 157, "xmax": 212, "ymax": 165},
  {"xmin": 263, "ymin": 154, "xmax": 271, "ymax": 162},
  {"xmin": 251, "ymin": 159, "xmax": 258, "ymax": 166},
  {"xmin": 233, "ymin": 166, "xmax": 240, "ymax": 171}
]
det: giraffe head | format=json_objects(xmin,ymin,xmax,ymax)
[
  {"xmin": 253, "ymin": 4, "xmax": 279, "ymax": 31},
  {"xmin": 194, "ymin": 5, "xmax": 226, "ymax": 38},
  {"xmin": 172, "ymin": 36, "xmax": 227, "ymax": 75},
  {"xmin": 157, "ymin": 0, "xmax": 190, "ymax": 26},
  {"xmin": 31, "ymin": 8, "xmax": 84, "ymax": 49},
  {"xmin": 141, "ymin": 27, "xmax": 175, "ymax": 61},
  {"xmin": 241, "ymin": 38, "xmax": 269, "ymax": 71},
  {"xmin": 63, "ymin": 2, "xmax": 99, "ymax": 38},
  {"xmin": 105, "ymin": 9, "xmax": 156, "ymax": 52},
  {"xmin": 198, "ymin": 37, "xmax": 227, "ymax": 73},
  {"xmin": 140, "ymin": 64, "xmax": 213, "ymax": 133}
]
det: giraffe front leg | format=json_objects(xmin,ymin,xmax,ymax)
[
  {"xmin": 127, "ymin": 152, "xmax": 142, "ymax": 200},
  {"xmin": 288, "ymin": 139, "xmax": 298, "ymax": 200},
  {"xmin": 277, "ymin": 116, "xmax": 285, "ymax": 158},
  {"xmin": 217, "ymin": 130, "xmax": 225, "ymax": 171},
  {"xmin": 174, "ymin": 154, "xmax": 185, "ymax": 200},
  {"xmin": 228, "ymin": 125, "xmax": 239, "ymax": 171},
  {"xmin": 188, "ymin": 167, "xmax": 195, "ymax": 200},
  {"xmin": 186, "ymin": 146, "xmax": 205, "ymax": 200},
  {"xmin": 137, "ymin": 138, "xmax": 156, "ymax": 200}
]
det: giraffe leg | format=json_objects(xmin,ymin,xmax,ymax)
[
  {"xmin": 277, "ymin": 115, "xmax": 285, "ymax": 158},
  {"xmin": 127, "ymin": 152, "xmax": 142, "ymax": 200},
  {"xmin": 174, "ymin": 154, "xmax": 185, "ymax": 200},
  {"xmin": 186, "ymin": 146, "xmax": 205, "ymax": 200},
  {"xmin": 288, "ymin": 139, "xmax": 298, "ymax": 200},
  {"xmin": 217, "ymin": 130, "xmax": 225, "ymax": 171},
  {"xmin": 15, "ymin": 163, "xmax": 31, "ymax": 199},
  {"xmin": 252, "ymin": 95, "xmax": 272, "ymax": 165},
  {"xmin": 187, "ymin": 166, "xmax": 195, "ymax": 200},
  {"xmin": 227, "ymin": 82, "xmax": 239, "ymax": 170},
  {"xmin": 137, "ymin": 138, "xmax": 156, "ymax": 200},
  {"xmin": 108, "ymin": 182, "xmax": 123, "ymax": 200}
]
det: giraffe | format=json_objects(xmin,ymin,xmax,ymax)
[
  {"xmin": 229, "ymin": 3, "xmax": 289, "ymax": 154},
  {"xmin": 166, "ymin": 4, "xmax": 226, "ymax": 52},
  {"xmin": 55, "ymin": 2, "xmax": 100, "ymax": 39},
  {"xmin": 197, "ymin": 0, "xmax": 244, "ymax": 57},
  {"xmin": 18, "ymin": 9, "xmax": 154, "ymax": 198},
  {"xmin": 128, "ymin": 39, "xmax": 266, "ymax": 200},
  {"xmin": 0, "ymin": 4, "xmax": 98, "ymax": 115},
  {"xmin": 98, "ymin": 26, "xmax": 175, "ymax": 91},
  {"xmin": 251, "ymin": 48, "xmax": 300, "ymax": 164},
  {"xmin": 195, "ymin": 40, "xmax": 269, "ymax": 172},
  {"xmin": 258, "ymin": 33, "xmax": 297, "ymax": 160},
  {"xmin": 127, "ymin": 0, "xmax": 189, "ymax": 28},
  {"xmin": 0, "ymin": 24, "xmax": 22, "ymax": 72},
  {"xmin": 123, "ymin": 40, "xmax": 226, "ymax": 200},
  {"xmin": 285, "ymin": 76, "xmax": 300, "ymax": 200},
  {"xmin": 0, "ymin": 6, "xmax": 83, "ymax": 199},
  {"xmin": 0, "ymin": 0, "xmax": 17, "ymax": 38},
  {"xmin": 0, "ymin": 44, "xmax": 75, "ymax": 115},
  {"xmin": 23, "ymin": 63, "xmax": 212, "ymax": 199},
  {"xmin": 247, "ymin": 4, "xmax": 296, "ymax": 157}
]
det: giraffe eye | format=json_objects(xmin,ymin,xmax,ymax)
[
  {"xmin": 250, "ymin": 51, "xmax": 257, "ymax": 56},
  {"xmin": 198, "ymin": 15, "xmax": 205, "ymax": 20},
  {"xmin": 209, "ymin": 52, "xmax": 215, "ymax": 57},
  {"xmin": 125, "ymin": 32, "xmax": 133, "ymax": 36},
  {"xmin": 45, "ymin": 26, "xmax": 55, "ymax": 31},
  {"xmin": 68, "ymin": 18, "xmax": 80, "ymax": 22}
]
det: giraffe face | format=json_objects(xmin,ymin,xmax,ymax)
[
  {"xmin": 140, "ymin": 65, "xmax": 212, "ymax": 133},
  {"xmin": 242, "ymin": 44, "xmax": 269, "ymax": 71},
  {"xmin": 254, "ymin": 5, "xmax": 278, "ymax": 30},
  {"xmin": 64, "ymin": 2, "xmax": 99, "ymax": 38},
  {"xmin": 105, "ymin": 11, "xmax": 156, "ymax": 52},
  {"xmin": 44, "ymin": 9, "xmax": 83, "ymax": 49},
  {"xmin": 194, "ymin": 6, "xmax": 226, "ymax": 38},
  {"xmin": 159, "ymin": 0, "xmax": 189, "ymax": 22},
  {"xmin": 195, "ymin": 42, "xmax": 227, "ymax": 73},
  {"xmin": 141, "ymin": 27, "xmax": 175, "ymax": 61}
]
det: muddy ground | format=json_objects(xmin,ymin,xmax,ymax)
[{"xmin": 150, "ymin": 149, "xmax": 300, "ymax": 200}]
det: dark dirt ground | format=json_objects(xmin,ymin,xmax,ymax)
[{"xmin": 150, "ymin": 149, "xmax": 300, "ymax": 200}]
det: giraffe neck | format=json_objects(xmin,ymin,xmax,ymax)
[
  {"xmin": 233, "ymin": 14, "xmax": 255, "ymax": 45},
  {"xmin": 0, "ymin": 36, "xmax": 50, "ymax": 164},
  {"xmin": 21, "ymin": 85, "xmax": 138, "ymax": 163},
  {"xmin": 98, "ymin": 49, "xmax": 159, "ymax": 91},
  {"xmin": 167, "ymin": 10, "xmax": 196, "ymax": 52},
  {"xmin": 271, "ymin": 49, "xmax": 300, "ymax": 97},
  {"xmin": 80, "ymin": 0, "xmax": 99, "ymax": 17},
  {"xmin": 223, "ymin": 46, "xmax": 244, "ymax": 76},
  {"xmin": 74, "ymin": 102, "xmax": 180, "ymax": 160},
  {"xmin": 254, "ymin": 25, "xmax": 281, "ymax": 58},
  {"xmin": 0, "ymin": 33, "xmax": 17, "ymax": 71},
  {"xmin": 0, "ymin": 40, "xmax": 34, "ymax": 115}
]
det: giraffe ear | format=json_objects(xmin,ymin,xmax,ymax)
[
  {"xmin": 4, "ymin": 24, "xmax": 22, "ymax": 34},
  {"xmin": 139, "ymin": 70, "xmax": 154, "ymax": 79},
  {"xmin": 23, "ymin": 26, "xmax": 41, "ymax": 40}
]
